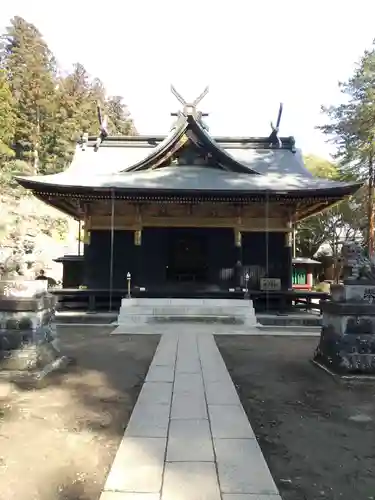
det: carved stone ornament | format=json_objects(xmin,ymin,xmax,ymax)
[{"xmin": 341, "ymin": 241, "xmax": 375, "ymax": 282}]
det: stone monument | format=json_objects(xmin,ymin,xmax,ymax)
[
  {"xmin": 314, "ymin": 241, "xmax": 375, "ymax": 375},
  {"xmin": 0, "ymin": 279, "xmax": 69, "ymax": 384}
]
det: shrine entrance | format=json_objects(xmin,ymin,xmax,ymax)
[{"xmin": 167, "ymin": 228, "xmax": 208, "ymax": 284}]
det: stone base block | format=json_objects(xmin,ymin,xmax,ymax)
[
  {"xmin": 314, "ymin": 327, "xmax": 375, "ymax": 374},
  {"xmin": 0, "ymin": 339, "xmax": 61, "ymax": 371},
  {"xmin": 117, "ymin": 298, "xmax": 259, "ymax": 328},
  {"xmin": 0, "ymin": 282, "xmax": 71, "ymax": 384}
]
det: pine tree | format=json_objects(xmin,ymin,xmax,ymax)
[
  {"xmin": 320, "ymin": 41, "xmax": 375, "ymax": 255},
  {"xmin": 0, "ymin": 69, "xmax": 15, "ymax": 159},
  {"xmin": 1, "ymin": 16, "xmax": 57, "ymax": 173},
  {"xmin": 0, "ymin": 18, "xmax": 138, "ymax": 177},
  {"xmin": 296, "ymin": 156, "xmax": 366, "ymax": 258},
  {"xmin": 41, "ymin": 63, "xmax": 93, "ymax": 173},
  {"xmin": 106, "ymin": 95, "xmax": 136, "ymax": 135}
]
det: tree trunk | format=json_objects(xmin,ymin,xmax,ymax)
[
  {"xmin": 368, "ymin": 150, "xmax": 374, "ymax": 257},
  {"xmin": 33, "ymin": 105, "xmax": 40, "ymax": 174}
]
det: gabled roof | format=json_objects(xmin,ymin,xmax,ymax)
[
  {"xmin": 15, "ymin": 109, "xmax": 362, "ymax": 221},
  {"xmin": 118, "ymin": 114, "xmax": 261, "ymax": 174},
  {"xmin": 55, "ymin": 133, "xmax": 307, "ymax": 178},
  {"xmin": 17, "ymin": 165, "xmax": 361, "ymax": 196},
  {"xmin": 16, "ymin": 111, "xmax": 319, "ymax": 186}
]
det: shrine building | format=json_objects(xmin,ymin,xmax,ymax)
[{"xmin": 16, "ymin": 88, "xmax": 361, "ymax": 302}]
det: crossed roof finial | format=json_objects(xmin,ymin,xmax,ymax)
[
  {"xmin": 269, "ymin": 103, "xmax": 283, "ymax": 148},
  {"xmin": 170, "ymin": 85, "xmax": 209, "ymax": 117},
  {"xmin": 94, "ymin": 102, "xmax": 109, "ymax": 152}
]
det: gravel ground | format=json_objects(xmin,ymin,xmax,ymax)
[
  {"xmin": 216, "ymin": 335, "xmax": 375, "ymax": 500},
  {"xmin": 0, "ymin": 326, "xmax": 160, "ymax": 500}
]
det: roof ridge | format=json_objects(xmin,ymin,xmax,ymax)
[{"xmin": 83, "ymin": 134, "xmax": 297, "ymax": 151}]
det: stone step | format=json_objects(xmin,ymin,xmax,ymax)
[
  {"xmin": 117, "ymin": 298, "xmax": 259, "ymax": 328},
  {"xmin": 258, "ymin": 314, "xmax": 321, "ymax": 327},
  {"xmin": 120, "ymin": 298, "xmax": 252, "ymax": 308},
  {"xmin": 117, "ymin": 315, "xmax": 250, "ymax": 325},
  {"xmin": 118, "ymin": 307, "xmax": 255, "ymax": 317}
]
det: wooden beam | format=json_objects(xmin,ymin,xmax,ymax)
[
  {"xmin": 88, "ymin": 215, "xmax": 288, "ymax": 231},
  {"xmin": 34, "ymin": 194, "xmax": 80, "ymax": 219},
  {"xmin": 294, "ymin": 199, "xmax": 336, "ymax": 222}
]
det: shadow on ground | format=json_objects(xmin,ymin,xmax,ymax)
[
  {"xmin": 216, "ymin": 335, "xmax": 375, "ymax": 500},
  {"xmin": 0, "ymin": 326, "xmax": 160, "ymax": 500}
]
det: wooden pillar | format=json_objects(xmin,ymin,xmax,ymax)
[
  {"xmin": 134, "ymin": 229, "xmax": 142, "ymax": 287},
  {"xmin": 234, "ymin": 228, "xmax": 243, "ymax": 290},
  {"xmin": 306, "ymin": 265, "xmax": 313, "ymax": 289},
  {"xmin": 133, "ymin": 205, "xmax": 143, "ymax": 288},
  {"xmin": 285, "ymin": 221, "xmax": 293, "ymax": 290}
]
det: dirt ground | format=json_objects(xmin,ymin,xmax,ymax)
[
  {"xmin": 0, "ymin": 326, "xmax": 160, "ymax": 500},
  {"xmin": 216, "ymin": 335, "xmax": 375, "ymax": 500}
]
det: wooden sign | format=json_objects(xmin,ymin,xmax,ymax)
[{"xmin": 260, "ymin": 278, "xmax": 281, "ymax": 291}]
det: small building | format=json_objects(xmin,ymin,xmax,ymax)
[
  {"xmin": 53, "ymin": 254, "xmax": 84, "ymax": 289},
  {"xmin": 16, "ymin": 93, "xmax": 361, "ymax": 302},
  {"xmin": 292, "ymin": 257, "xmax": 321, "ymax": 290}
]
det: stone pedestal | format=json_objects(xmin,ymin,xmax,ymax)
[
  {"xmin": 314, "ymin": 281, "xmax": 375, "ymax": 374},
  {"xmin": 0, "ymin": 280, "xmax": 69, "ymax": 381},
  {"xmin": 117, "ymin": 298, "xmax": 259, "ymax": 328}
]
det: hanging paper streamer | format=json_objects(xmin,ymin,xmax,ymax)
[
  {"xmin": 134, "ymin": 229, "xmax": 142, "ymax": 246},
  {"xmin": 285, "ymin": 221, "xmax": 293, "ymax": 247},
  {"xmin": 82, "ymin": 225, "xmax": 91, "ymax": 245},
  {"xmin": 234, "ymin": 228, "xmax": 242, "ymax": 247}
]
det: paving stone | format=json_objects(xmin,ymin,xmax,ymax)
[
  {"xmin": 214, "ymin": 439, "xmax": 278, "ymax": 495},
  {"xmin": 125, "ymin": 403, "xmax": 170, "ymax": 438},
  {"xmin": 104, "ymin": 437, "xmax": 166, "ymax": 493},
  {"xmin": 152, "ymin": 339, "xmax": 178, "ymax": 366},
  {"xmin": 205, "ymin": 380, "xmax": 240, "ymax": 405},
  {"xmin": 100, "ymin": 493, "xmax": 160, "ymax": 500},
  {"xmin": 100, "ymin": 330, "xmax": 280, "ymax": 500},
  {"xmin": 175, "ymin": 355, "xmax": 201, "ymax": 373},
  {"xmin": 175, "ymin": 362, "xmax": 201, "ymax": 374},
  {"xmin": 167, "ymin": 419, "xmax": 214, "ymax": 461},
  {"xmin": 171, "ymin": 393, "xmax": 208, "ymax": 419},
  {"xmin": 162, "ymin": 462, "xmax": 221, "ymax": 500},
  {"xmin": 202, "ymin": 366, "xmax": 233, "ymax": 383},
  {"xmin": 200, "ymin": 356, "xmax": 226, "ymax": 370},
  {"xmin": 137, "ymin": 382, "xmax": 173, "ymax": 406},
  {"xmin": 146, "ymin": 365, "xmax": 175, "ymax": 382},
  {"xmin": 222, "ymin": 495, "xmax": 282, "ymax": 500},
  {"xmin": 208, "ymin": 405, "xmax": 255, "ymax": 439},
  {"xmin": 173, "ymin": 373, "xmax": 204, "ymax": 395}
]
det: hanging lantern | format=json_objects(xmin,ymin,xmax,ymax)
[{"xmin": 134, "ymin": 229, "xmax": 142, "ymax": 246}]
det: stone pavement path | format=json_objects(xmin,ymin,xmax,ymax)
[{"xmin": 100, "ymin": 331, "xmax": 282, "ymax": 500}]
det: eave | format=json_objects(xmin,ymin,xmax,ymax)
[
  {"xmin": 21, "ymin": 181, "xmax": 361, "ymax": 220},
  {"xmin": 32, "ymin": 190, "xmax": 81, "ymax": 219}
]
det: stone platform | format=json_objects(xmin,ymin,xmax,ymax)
[{"xmin": 117, "ymin": 298, "xmax": 259, "ymax": 329}]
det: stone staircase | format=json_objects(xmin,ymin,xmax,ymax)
[{"xmin": 117, "ymin": 298, "xmax": 259, "ymax": 328}]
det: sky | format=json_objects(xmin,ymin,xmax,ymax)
[{"xmin": 1, "ymin": 0, "xmax": 375, "ymax": 159}]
